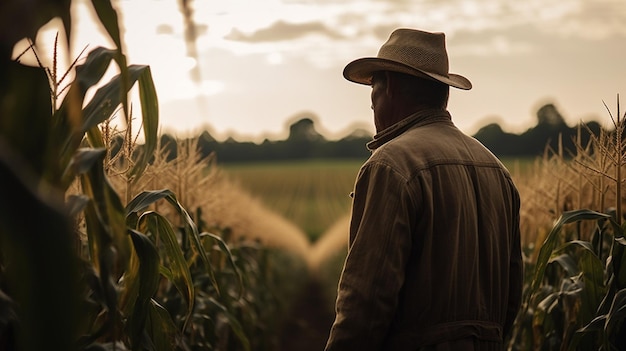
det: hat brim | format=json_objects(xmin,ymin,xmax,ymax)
[{"xmin": 343, "ymin": 57, "xmax": 472, "ymax": 90}]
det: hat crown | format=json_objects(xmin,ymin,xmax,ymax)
[
  {"xmin": 377, "ymin": 29, "xmax": 449, "ymax": 78},
  {"xmin": 342, "ymin": 28, "xmax": 472, "ymax": 90}
]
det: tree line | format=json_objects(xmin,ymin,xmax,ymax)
[{"xmin": 123, "ymin": 103, "xmax": 605, "ymax": 163}]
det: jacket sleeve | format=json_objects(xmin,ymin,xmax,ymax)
[
  {"xmin": 325, "ymin": 162, "xmax": 414, "ymax": 351},
  {"xmin": 504, "ymin": 184, "xmax": 523, "ymax": 337}
]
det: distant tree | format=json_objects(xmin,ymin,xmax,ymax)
[
  {"xmin": 168, "ymin": 104, "xmax": 608, "ymax": 162},
  {"xmin": 520, "ymin": 103, "xmax": 571, "ymax": 155},
  {"xmin": 196, "ymin": 130, "xmax": 218, "ymax": 159},
  {"xmin": 473, "ymin": 103, "xmax": 605, "ymax": 158},
  {"xmin": 287, "ymin": 118, "xmax": 325, "ymax": 141},
  {"xmin": 473, "ymin": 123, "xmax": 522, "ymax": 156},
  {"xmin": 537, "ymin": 103, "xmax": 567, "ymax": 127},
  {"xmin": 160, "ymin": 133, "xmax": 178, "ymax": 160}
]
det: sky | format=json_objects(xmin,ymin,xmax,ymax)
[{"xmin": 22, "ymin": 0, "xmax": 626, "ymax": 142}]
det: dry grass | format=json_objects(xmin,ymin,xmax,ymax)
[
  {"xmin": 103, "ymin": 133, "xmax": 312, "ymax": 262},
  {"xmin": 514, "ymin": 106, "xmax": 626, "ymax": 258},
  {"xmin": 308, "ymin": 213, "xmax": 349, "ymax": 274}
]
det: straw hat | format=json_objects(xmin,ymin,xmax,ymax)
[{"xmin": 343, "ymin": 28, "xmax": 472, "ymax": 90}]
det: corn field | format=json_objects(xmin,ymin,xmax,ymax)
[{"xmin": 2, "ymin": 1, "xmax": 626, "ymax": 350}]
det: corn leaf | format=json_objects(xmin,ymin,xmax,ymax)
[
  {"xmin": 147, "ymin": 300, "xmax": 179, "ymax": 351},
  {"xmin": 128, "ymin": 229, "xmax": 161, "ymax": 351},
  {"xmin": 207, "ymin": 297, "xmax": 251, "ymax": 351},
  {"xmin": 201, "ymin": 232, "xmax": 244, "ymax": 299},
  {"xmin": 76, "ymin": 148, "xmax": 130, "ymax": 274},
  {"xmin": 561, "ymin": 241, "xmax": 606, "ymax": 325},
  {"xmin": 119, "ymin": 233, "xmax": 141, "ymax": 321},
  {"xmin": 89, "ymin": 0, "xmax": 129, "ymax": 121},
  {"xmin": 55, "ymin": 47, "xmax": 117, "ymax": 178},
  {"xmin": 66, "ymin": 194, "xmax": 90, "ymax": 217},
  {"xmin": 125, "ymin": 189, "xmax": 217, "ymax": 293},
  {"xmin": 129, "ymin": 66, "xmax": 159, "ymax": 182},
  {"xmin": 549, "ymin": 254, "xmax": 579, "ymax": 277},
  {"xmin": 604, "ymin": 288, "xmax": 626, "ymax": 337},
  {"xmin": 90, "ymin": 0, "xmax": 122, "ymax": 50},
  {"xmin": 0, "ymin": 151, "xmax": 79, "ymax": 351},
  {"xmin": 139, "ymin": 212, "xmax": 195, "ymax": 331},
  {"xmin": 86, "ymin": 121, "xmax": 106, "ymax": 149},
  {"xmin": 528, "ymin": 210, "xmax": 610, "ymax": 305},
  {"xmin": 1, "ymin": 62, "xmax": 54, "ymax": 180},
  {"xmin": 81, "ymin": 186, "xmax": 121, "ymax": 334},
  {"xmin": 165, "ymin": 195, "xmax": 218, "ymax": 293},
  {"xmin": 611, "ymin": 235, "xmax": 626, "ymax": 289},
  {"xmin": 61, "ymin": 47, "xmax": 116, "ymax": 104},
  {"xmin": 82, "ymin": 64, "xmax": 150, "ymax": 133},
  {"xmin": 125, "ymin": 189, "xmax": 175, "ymax": 214}
]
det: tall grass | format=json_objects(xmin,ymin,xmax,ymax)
[
  {"xmin": 101, "ymin": 129, "xmax": 312, "ymax": 350},
  {"xmin": 507, "ymin": 98, "xmax": 626, "ymax": 350}
]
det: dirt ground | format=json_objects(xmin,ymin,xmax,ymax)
[{"xmin": 278, "ymin": 279, "xmax": 335, "ymax": 351}]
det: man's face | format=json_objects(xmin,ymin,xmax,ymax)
[{"xmin": 370, "ymin": 72, "xmax": 388, "ymax": 132}]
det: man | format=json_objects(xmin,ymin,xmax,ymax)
[{"xmin": 324, "ymin": 28, "xmax": 523, "ymax": 350}]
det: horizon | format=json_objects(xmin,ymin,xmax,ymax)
[{"xmin": 160, "ymin": 101, "xmax": 610, "ymax": 144}]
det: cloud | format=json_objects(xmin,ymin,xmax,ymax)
[
  {"xmin": 181, "ymin": 0, "xmax": 626, "ymax": 71},
  {"xmin": 550, "ymin": 0, "xmax": 626, "ymax": 39},
  {"xmin": 225, "ymin": 20, "xmax": 344, "ymax": 42},
  {"xmin": 328, "ymin": 0, "xmax": 626, "ymax": 41}
]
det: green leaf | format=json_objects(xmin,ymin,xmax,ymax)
[
  {"xmin": 128, "ymin": 229, "xmax": 161, "ymax": 351},
  {"xmin": 0, "ymin": 61, "xmax": 54, "ymax": 180},
  {"xmin": 77, "ymin": 148, "xmax": 130, "ymax": 275},
  {"xmin": 83, "ymin": 200, "xmax": 119, "ymax": 324},
  {"xmin": 87, "ymin": 0, "xmax": 129, "ymax": 123},
  {"xmin": 578, "ymin": 314, "xmax": 607, "ymax": 333},
  {"xmin": 201, "ymin": 232, "xmax": 244, "ymax": 299},
  {"xmin": 125, "ymin": 189, "xmax": 174, "ymax": 215},
  {"xmin": 166, "ymin": 196, "xmax": 217, "ymax": 292},
  {"xmin": 207, "ymin": 297, "xmax": 251, "ymax": 351},
  {"xmin": 549, "ymin": 253, "xmax": 579, "ymax": 277},
  {"xmin": 611, "ymin": 234, "xmax": 626, "ymax": 289},
  {"xmin": 147, "ymin": 300, "xmax": 179, "ymax": 351},
  {"xmin": 66, "ymin": 194, "xmax": 90, "ymax": 217},
  {"xmin": 537, "ymin": 292, "xmax": 560, "ymax": 314},
  {"xmin": 62, "ymin": 47, "xmax": 117, "ymax": 102},
  {"xmin": 564, "ymin": 241, "xmax": 607, "ymax": 325},
  {"xmin": 81, "ymin": 64, "xmax": 150, "ymax": 133},
  {"xmin": 66, "ymin": 147, "xmax": 106, "ymax": 178},
  {"xmin": 604, "ymin": 288, "xmax": 626, "ymax": 337},
  {"xmin": 139, "ymin": 212, "xmax": 195, "ymax": 331},
  {"xmin": 0, "ymin": 149, "xmax": 80, "ymax": 351},
  {"xmin": 528, "ymin": 210, "xmax": 611, "ymax": 306},
  {"xmin": 129, "ymin": 66, "xmax": 159, "ymax": 182},
  {"xmin": 86, "ymin": 118, "xmax": 106, "ymax": 149},
  {"xmin": 55, "ymin": 47, "xmax": 117, "ymax": 175},
  {"xmin": 90, "ymin": 0, "xmax": 122, "ymax": 49},
  {"xmin": 119, "ymin": 232, "xmax": 141, "ymax": 319},
  {"xmin": 126, "ymin": 189, "xmax": 218, "ymax": 293}
]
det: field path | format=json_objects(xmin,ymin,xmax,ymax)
[{"xmin": 278, "ymin": 278, "xmax": 335, "ymax": 351}]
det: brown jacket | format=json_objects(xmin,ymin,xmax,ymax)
[{"xmin": 325, "ymin": 109, "xmax": 523, "ymax": 351}]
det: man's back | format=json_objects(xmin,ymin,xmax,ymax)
[
  {"xmin": 373, "ymin": 113, "xmax": 522, "ymax": 348},
  {"xmin": 326, "ymin": 110, "xmax": 522, "ymax": 350}
]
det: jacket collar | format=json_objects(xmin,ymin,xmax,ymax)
[{"xmin": 367, "ymin": 108, "xmax": 452, "ymax": 150}]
